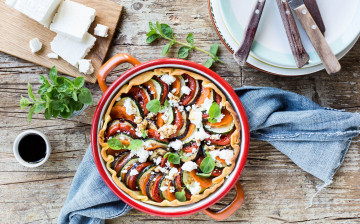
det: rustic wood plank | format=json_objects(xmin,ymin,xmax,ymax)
[{"xmin": 0, "ymin": 0, "xmax": 360, "ymax": 223}]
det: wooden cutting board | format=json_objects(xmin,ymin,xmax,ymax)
[{"xmin": 0, "ymin": 0, "xmax": 123, "ymax": 83}]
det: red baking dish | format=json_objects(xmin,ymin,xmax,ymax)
[{"xmin": 91, "ymin": 53, "xmax": 250, "ymax": 220}]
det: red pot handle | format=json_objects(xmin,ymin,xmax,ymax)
[
  {"xmin": 97, "ymin": 53, "xmax": 141, "ymax": 93},
  {"xmin": 203, "ymin": 181, "xmax": 244, "ymax": 220}
]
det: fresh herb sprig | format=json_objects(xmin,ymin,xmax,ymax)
[
  {"xmin": 208, "ymin": 102, "xmax": 221, "ymax": 123},
  {"xmin": 199, "ymin": 152, "xmax": 215, "ymax": 175},
  {"xmin": 20, "ymin": 66, "xmax": 93, "ymax": 123},
  {"xmin": 146, "ymin": 21, "xmax": 225, "ymax": 68},
  {"xmin": 107, "ymin": 138, "xmax": 143, "ymax": 150},
  {"xmin": 175, "ymin": 189, "xmax": 186, "ymax": 202},
  {"xmin": 146, "ymin": 99, "xmax": 169, "ymax": 113},
  {"xmin": 164, "ymin": 152, "xmax": 180, "ymax": 164}
]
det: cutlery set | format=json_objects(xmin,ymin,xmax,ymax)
[{"xmin": 233, "ymin": 0, "xmax": 341, "ymax": 75}]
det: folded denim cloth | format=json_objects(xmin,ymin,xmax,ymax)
[{"xmin": 58, "ymin": 86, "xmax": 360, "ymax": 224}]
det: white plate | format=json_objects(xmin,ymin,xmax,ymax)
[
  {"xmin": 218, "ymin": 0, "xmax": 360, "ymax": 69},
  {"xmin": 209, "ymin": 0, "xmax": 359, "ymax": 76}
]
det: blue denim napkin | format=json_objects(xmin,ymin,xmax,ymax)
[{"xmin": 58, "ymin": 86, "xmax": 360, "ymax": 224}]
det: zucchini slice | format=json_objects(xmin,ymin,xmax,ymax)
[
  {"xmin": 181, "ymin": 126, "xmax": 197, "ymax": 145},
  {"xmin": 180, "ymin": 142, "xmax": 202, "ymax": 163},
  {"xmin": 140, "ymin": 85, "xmax": 154, "ymax": 102},
  {"xmin": 137, "ymin": 164, "xmax": 156, "ymax": 192},
  {"xmin": 146, "ymin": 79, "xmax": 163, "ymax": 101},
  {"xmin": 147, "ymin": 119, "xmax": 159, "ymax": 130},
  {"xmin": 174, "ymin": 110, "xmax": 190, "ymax": 140},
  {"xmin": 203, "ymin": 120, "xmax": 235, "ymax": 135},
  {"xmin": 118, "ymin": 157, "xmax": 139, "ymax": 177},
  {"xmin": 181, "ymin": 170, "xmax": 206, "ymax": 194},
  {"xmin": 149, "ymin": 148, "xmax": 168, "ymax": 162},
  {"xmin": 159, "ymin": 175, "xmax": 171, "ymax": 200},
  {"xmin": 114, "ymin": 96, "xmax": 144, "ymax": 118},
  {"xmin": 144, "ymin": 139, "xmax": 169, "ymax": 148},
  {"xmin": 111, "ymin": 151, "xmax": 130, "ymax": 170}
]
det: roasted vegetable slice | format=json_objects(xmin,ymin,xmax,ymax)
[
  {"xmin": 125, "ymin": 86, "xmax": 152, "ymax": 115},
  {"xmin": 114, "ymin": 96, "xmax": 143, "ymax": 118},
  {"xmin": 137, "ymin": 165, "xmax": 156, "ymax": 195},
  {"xmin": 174, "ymin": 110, "xmax": 190, "ymax": 140},
  {"xmin": 127, "ymin": 162, "xmax": 153, "ymax": 191}
]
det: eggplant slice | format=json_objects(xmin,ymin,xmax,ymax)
[{"xmin": 174, "ymin": 110, "xmax": 190, "ymax": 140}]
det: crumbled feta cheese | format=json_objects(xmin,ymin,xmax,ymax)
[
  {"xmin": 124, "ymin": 98, "xmax": 137, "ymax": 115},
  {"xmin": 200, "ymin": 97, "xmax": 213, "ymax": 113},
  {"xmin": 177, "ymin": 105, "xmax": 184, "ymax": 112},
  {"xmin": 168, "ymin": 93, "xmax": 180, "ymax": 108},
  {"xmin": 158, "ymin": 166, "xmax": 168, "ymax": 173},
  {"xmin": 121, "ymin": 167, "xmax": 128, "ymax": 173},
  {"xmin": 210, "ymin": 134, "xmax": 221, "ymax": 140},
  {"xmin": 94, "ymin": 24, "xmax": 109, "ymax": 37},
  {"xmin": 160, "ymin": 74, "xmax": 176, "ymax": 85},
  {"xmin": 160, "ymin": 186, "xmax": 168, "ymax": 192},
  {"xmin": 189, "ymin": 105, "xmax": 203, "ymax": 128},
  {"xmin": 78, "ymin": 59, "xmax": 94, "ymax": 75},
  {"xmin": 186, "ymin": 106, "xmax": 191, "ymax": 111},
  {"xmin": 209, "ymin": 150, "xmax": 234, "ymax": 165},
  {"xmin": 143, "ymin": 141, "xmax": 153, "ymax": 149},
  {"xmin": 158, "ymin": 124, "xmax": 177, "ymax": 139},
  {"xmin": 169, "ymin": 186, "xmax": 175, "ymax": 193},
  {"xmin": 154, "ymin": 156, "xmax": 162, "ymax": 165},
  {"xmin": 129, "ymin": 169, "xmax": 139, "ymax": 176},
  {"xmin": 181, "ymin": 161, "xmax": 198, "ymax": 172},
  {"xmin": 165, "ymin": 161, "xmax": 171, "ymax": 168},
  {"xmin": 185, "ymin": 79, "xmax": 189, "ymax": 82},
  {"xmin": 146, "ymin": 112, "xmax": 156, "ymax": 119},
  {"xmin": 168, "ymin": 139, "xmax": 183, "ymax": 151},
  {"xmin": 47, "ymin": 53, "xmax": 59, "ymax": 59},
  {"xmin": 214, "ymin": 113, "xmax": 225, "ymax": 123},
  {"xmin": 195, "ymin": 127, "xmax": 210, "ymax": 141},
  {"xmin": 189, "ymin": 181, "xmax": 202, "ymax": 195},
  {"xmin": 29, "ymin": 38, "xmax": 42, "ymax": 53},
  {"xmin": 151, "ymin": 91, "xmax": 155, "ymax": 94},
  {"xmin": 165, "ymin": 168, "xmax": 179, "ymax": 180},
  {"xmin": 171, "ymin": 88, "xmax": 177, "ymax": 94},
  {"xmin": 129, "ymin": 146, "xmax": 149, "ymax": 163},
  {"xmin": 134, "ymin": 116, "xmax": 142, "ymax": 124},
  {"xmin": 181, "ymin": 86, "xmax": 191, "ymax": 95},
  {"xmin": 135, "ymin": 119, "xmax": 148, "ymax": 138},
  {"xmin": 149, "ymin": 151, "xmax": 153, "ymax": 155}
]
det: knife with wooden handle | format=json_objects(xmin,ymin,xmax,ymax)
[
  {"xmin": 233, "ymin": 0, "xmax": 266, "ymax": 66},
  {"xmin": 288, "ymin": 0, "xmax": 341, "ymax": 74},
  {"xmin": 303, "ymin": 0, "xmax": 325, "ymax": 35},
  {"xmin": 276, "ymin": 0, "xmax": 309, "ymax": 68}
]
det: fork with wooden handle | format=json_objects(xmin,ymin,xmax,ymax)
[
  {"xmin": 276, "ymin": 0, "xmax": 309, "ymax": 68},
  {"xmin": 289, "ymin": 0, "xmax": 341, "ymax": 74},
  {"xmin": 233, "ymin": 0, "xmax": 266, "ymax": 66}
]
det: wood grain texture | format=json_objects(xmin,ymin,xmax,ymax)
[
  {"xmin": 233, "ymin": 0, "xmax": 266, "ymax": 66},
  {"xmin": 0, "ymin": 0, "xmax": 123, "ymax": 83},
  {"xmin": 293, "ymin": 4, "xmax": 341, "ymax": 74},
  {"xmin": 0, "ymin": 0, "xmax": 360, "ymax": 223},
  {"xmin": 303, "ymin": 0, "xmax": 326, "ymax": 35},
  {"xmin": 276, "ymin": 0, "xmax": 309, "ymax": 68}
]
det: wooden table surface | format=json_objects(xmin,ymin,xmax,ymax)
[{"xmin": 1, "ymin": 0, "xmax": 360, "ymax": 223}]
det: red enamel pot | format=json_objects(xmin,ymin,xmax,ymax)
[{"xmin": 91, "ymin": 53, "xmax": 250, "ymax": 220}]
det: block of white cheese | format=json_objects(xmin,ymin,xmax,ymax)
[
  {"xmin": 50, "ymin": 33, "xmax": 96, "ymax": 67},
  {"xmin": 78, "ymin": 59, "xmax": 94, "ymax": 75},
  {"xmin": 50, "ymin": 0, "xmax": 96, "ymax": 41},
  {"xmin": 47, "ymin": 53, "xmax": 59, "ymax": 59},
  {"xmin": 29, "ymin": 38, "xmax": 42, "ymax": 53},
  {"xmin": 5, "ymin": 0, "xmax": 62, "ymax": 27},
  {"xmin": 94, "ymin": 24, "xmax": 109, "ymax": 38}
]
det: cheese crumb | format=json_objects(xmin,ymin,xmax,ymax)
[
  {"xmin": 129, "ymin": 169, "xmax": 139, "ymax": 176},
  {"xmin": 186, "ymin": 106, "xmax": 191, "ymax": 111},
  {"xmin": 94, "ymin": 24, "xmax": 109, "ymax": 38},
  {"xmin": 165, "ymin": 168, "xmax": 179, "ymax": 180},
  {"xmin": 181, "ymin": 161, "xmax": 198, "ymax": 172},
  {"xmin": 29, "ymin": 38, "xmax": 42, "ymax": 53},
  {"xmin": 171, "ymin": 88, "xmax": 177, "ymax": 94},
  {"xmin": 169, "ymin": 186, "xmax": 175, "ymax": 193},
  {"xmin": 209, "ymin": 149, "xmax": 234, "ymax": 165},
  {"xmin": 160, "ymin": 186, "xmax": 168, "ymax": 192},
  {"xmin": 160, "ymin": 74, "xmax": 176, "ymax": 85},
  {"xmin": 134, "ymin": 116, "xmax": 142, "ymax": 124},
  {"xmin": 200, "ymin": 97, "xmax": 213, "ymax": 113},
  {"xmin": 210, "ymin": 134, "xmax": 221, "ymax": 140},
  {"xmin": 78, "ymin": 59, "xmax": 94, "ymax": 75},
  {"xmin": 47, "ymin": 53, "xmax": 59, "ymax": 59},
  {"xmin": 189, "ymin": 105, "xmax": 203, "ymax": 128},
  {"xmin": 158, "ymin": 124, "xmax": 177, "ymax": 139},
  {"xmin": 181, "ymin": 86, "xmax": 191, "ymax": 95},
  {"xmin": 195, "ymin": 127, "xmax": 210, "ymax": 141},
  {"xmin": 154, "ymin": 156, "xmax": 162, "ymax": 165},
  {"xmin": 214, "ymin": 113, "xmax": 225, "ymax": 123},
  {"xmin": 129, "ymin": 146, "xmax": 149, "ymax": 163},
  {"xmin": 168, "ymin": 139, "xmax": 183, "ymax": 151},
  {"xmin": 124, "ymin": 98, "xmax": 137, "ymax": 115},
  {"xmin": 189, "ymin": 181, "xmax": 202, "ymax": 195}
]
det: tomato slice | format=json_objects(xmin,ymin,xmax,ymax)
[
  {"xmin": 196, "ymin": 87, "xmax": 212, "ymax": 106},
  {"xmin": 171, "ymin": 76, "xmax": 181, "ymax": 96},
  {"xmin": 156, "ymin": 113, "xmax": 164, "ymax": 127},
  {"xmin": 183, "ymin": 142, "xmax": 198, "ymax": 153},
  {"xmin": 126, "ymin": 86, "xmax": 150, "ymax": 115},
  {"xmin": 106, "ymin": 122, "xmax": 137, "ymax": 139},
  {"xmin": 147, "ymin": 129, "xmax": 169, "ymax": 143},
  {"xmin": 205, "ymin": 129, "xmax": 235, "ymax": 146},
  {"xmin": 167, "ymin": 182, "xmax": 177, "ymax": 201},
  {"xmin": 205, "ymin": 109, "xmax": 233, "ymax": 127},
  {"xmin": 144, "ymin": 81, "xmax": 157, "ymax": 99},
  {"xmin": 215, "ymin": 92, "xmax": 222, "ymax": 105},
  {"xmin": 153, "ymin": 76, "xmax": 169, "ymax": 105},
  {"xmin": 175, "ymin": 172, "xmax": 191, "ymax": 200},
  {"xmin": 151, "ymin": 175, "xmax": 164, "ymax": 202},
  {"xmin": 180, "ymin": 74, "xmax": 197, "ymax": 105},
  {"xmin": 114, "ymin": 154, "xmax": 132, "ymax": 173},
  {"xmin": 196, "ymin": 155, "xmax": 223, "ymax": 177},
  {"xmin": 110, "ymin": 106, "xmax": 136, "ymax": 121},
  {"xmin": 121, "ymin": 164, "xmax": 134, "ymax": 180},
  {"xmin": 169, "ymin": 108, "xmax": 183, "ymax": 138},
  {"xmin": 190, "ymin": 170, "xmax": 213, "ymax": 188},
  {"xmin": 128, "ymin": 162, "xmax": 152, "ymax": 190},
  {"xmin": 180, "ymin": 123, "xmax": 196, "ymax": 141}
]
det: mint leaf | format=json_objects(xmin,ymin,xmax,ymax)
[
  {"xmin": 74, "ymin": 77, "xmax": 85, "ymax": 88},
  {"xmin": 79, "ymin": 88, "xmax": 93, "ymax": 105},
  {"xmin": 52, "ymin": 109, "xmax": 60, "ymax": 118},
  {"xmin": 210, "ymin": 43, "xmax": 219, "ymax": 56},
  {"xmin": 49, "ymin": 66, "xmax": 57, "ymax": 85},
  {"xmin": 146, "ymin": 34, "xmax": 160, "ymax": 43},
  {"xmin": 149, "ymin": 22, "xmax": 156, "ymax": 31},
  {"xmin": 51, "ymin": 100, "xmax": 64, "ymax": 111},
  {"xmin": 146, "ymin": 99, "xmax": 161, "ymax": 113},
  {"xmin": 208, "ymin": 102, "xmax": 221, "ymax": 120},
  {"xmin": 60, "ymin": 103, "xmax": 73, "ymax": 118},
  {"xmin": 186, "ymin": 33, "xmax": 194, "ymax": 46},
  {"xmin": 34, "ymin": 104, "xmax": 45, "ymax": 114},
  {"xmin": 200, "ymin": 155, "xmax": 215, "ymax": 174},
  {"xmin": 178, "ymin": 47, "xmax": 189, "ymax": 59},
  {"xmin": 160, "ymin": 23, "xmax": 173, "ymax": 39},
  {"xmin": 175, "ymin": 189, "xmax": 186, "ymax": 202},
  {"xmin": 107, "ymin": 138, "xmax": 124, "ymax": 150},
  {"xmin": 20, "ymin": 96, "xmax": 32, "ymax": 109},
  {"xmin": 44, "ymin": 108, "xmax": 52, "ymax": 120},
  {"xmin": 141, "ymin": 129, "xmax": 147, "ymax": 138},
  {"xmin": 162, "ymin": 44, "xmax": 171, "ymax": 56},
  {"xmin": 164, "ymin": 99, "xmax": 169, "ymax": 107},
  {"xmin": 27, "ymin": 105, "xmax": 36, "ymax": 123},
  {"xmin": 27, "ymin": 83, "xmax": 36, "ymax": 101},
  {"xmin": 128, "ymin": 140, "xmax": 143, "ymax": 150},
  {"xmin": 167, "ymin": 153, "xmax": 180, "ymax": 164},
  {"xmin": 204, "ymin": 58, "xmax": 214, "ymax": 68}
]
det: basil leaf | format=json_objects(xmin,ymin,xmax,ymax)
[
  {"xmin": 34, "ymin": 103, "xmax": 45, "ymax": 114},
  {"xmin": 44, "ymin": 108, "xmax": 52, "ymax": 120},
  {"xmin": 27, "ymin": 105, "xmax": 36, "ymax": 123},
  {"xmin": 49, "ymin": 66, "xmax": 57, "ymax": 85},
  {"xmin": 107, "ymin": 138, "xmax": 124, "ymax": 150},
  {"xmin": 208, "ymin": 102, "xmax": 221, "ymax": 120},
  {"xmin": 20, "ymin": 96, "xmax": 32, "ymax": 109},
  {"xmin": 162, "ymin": 43, "xmax": 171, "ymax": 56},
  {"xmin": 210, "ymin": 43, "xmax": 219, "ymax": 56},
  {"xmin": 164, "ymin": 99, "xmax": 169, "ymax": 107},
  {"xmin": 128, "ymin": 139, "xmax": 143, "ymax": 150},
  {"xmin": 204, "ymin": 58, "xmax": 214, "ymax": 68},
  {"xmin": 160, "ymin": 23, "xmax": 173, "ymax": 39},
  {"xmin": 141, "ymin": 129, "xmax": 147, "ymax": 138},
  {"xmin": 167, "ymin": 153, "xmax": 180, "ymax": 164},
  {"xmin": 186, "ymin": 33, "xmax": 194, "ymax": 46},
  {"xmin": 146, "ymin": 34, "xmax": 160, "ymax": 43},
  {"xmin": 52, "ymin": 109, "xmax": 60, "ymax": 119},
  {"xmin": 175, "ymin": 189, "xmax": 186, "ymax": 202},
  {"xmin": 79, "ymin": 88, "xmax": 93, "ymax": 105},
  {"xmin": 178, "ymin": 47, "xmax": 189, "ymax": 59},
  {"xmin": 196, "ymin": 172, "xmax": 212, "ymax": 178},
  {"xmin": 74, "ymin": 77, "xmax": 85, "ymax": 88},
  {"xmin": 208, "ymin": 117, "xmax": 217, "ymax": 123},
  {"xmin": 27, "ymin": 83, "xmax": 36, "ymax": 101},
  {"xmin": 200, "ymin": 156, "xmax": 215, "ymax": 174},
  {"xmin": 146, "ymin": 99, "xmax": 161, "ymax": 113}
]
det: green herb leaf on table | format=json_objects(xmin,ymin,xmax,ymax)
[
  {"xmin": 204, "ymin": 58, "xmax": 214, "ymax": 68},
  {"xmin": 44, "ymin": 108, "xmax": 52, "ymax": 120},
  {"xmin": 196, "ymin": 172, "xmax": 212, "ymax": 178},
  {"xmin": 175, "ymin": 189, "xmax": 186, "ymax": 202},
  {"xmin": 146, "ymin": 34, "xmax": 160, "ymax": 44},
  {"xmin": 210, "ymin": 43, "xmax": 219, "ymax": 56},
  {"xmin": 27, "ymin": 105, "xmax": 36, "ymax": 123},
  {"xmin": 20, "ymin": 96, "xmax": 32, "ymax": 109},
  {"xmin": 52, "ymin": 109, "xmax": 60, "ymax": 119},
  {"xmin": 186, "ymin": 33, "xmax": 194, "ymax": 46},
  {"xmin": 162, "ymin": 43, "xmax": 171, "ymax": 56},
  {"xmin": 128, "ymin": 140, "xmax": 143, "ymax": 150},
  {"xmin": 149, "ymin": 22, "xmax": 156, "ymax": 31},
  {"xmin": 107, "ymin": 138, "xmax": 124, "ymax": 150},
  {"xmin": 178, "ymin": 46, "xmax": 190, "ymax": 59},
  {"xmin": 27, "ymin": 83, "xmax": 37, "ymax": 101},
  {"xmin": 161, "ymin": 23, "xmax": 174, "ymax": 39},
  {"xmin": 200, "ymin": 155, "xmax": 215, "ymax": 174},
  {"xmin": 34, "ymin": 104, "xmax": 45, "ymax": 114}
]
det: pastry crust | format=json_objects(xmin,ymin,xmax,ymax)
[{"xmin": 98, "ymin": 68, "xmax": 241, "ymax": 206}]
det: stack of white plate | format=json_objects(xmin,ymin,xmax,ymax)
[{"xmin": 209, "ymin": 0, "xmax": 360, "ymax": 76}]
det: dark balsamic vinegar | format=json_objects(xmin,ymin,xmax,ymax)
[{"xmin": 18, "ymin": 134, "xmax": 47, "ymax": 163}]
